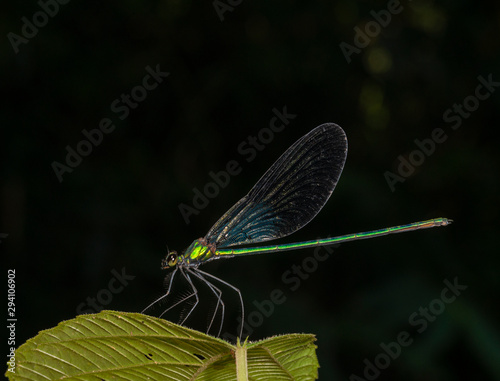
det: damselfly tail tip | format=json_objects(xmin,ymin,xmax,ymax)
[{"xmin": 440, "ymin": 218, "xmax": 453, "ymax": 226}]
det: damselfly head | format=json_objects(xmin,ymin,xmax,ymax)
[{"xmin": 161, "ymin": 250, "xmax": 178, "ymax": 269}]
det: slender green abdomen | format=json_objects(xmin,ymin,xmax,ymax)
[{"xmin": 215, "ymin": 218, "xmax": 452, "ymax": 257}]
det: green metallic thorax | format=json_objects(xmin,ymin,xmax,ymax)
[{"xmin": 180, "ymin": 238, "xmax": 217, "ymax": 266}]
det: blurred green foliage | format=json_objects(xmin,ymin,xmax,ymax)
[{"xmin": 1, "ymin": 0, "xmax": 499, "ymax": 380}]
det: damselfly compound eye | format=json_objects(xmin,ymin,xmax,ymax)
[
  {"xmin": 161, "ymin": 251, "xmax": 178, "ymax": 269},
  {"xmin": 166, "ymin": 252, "xmax": 178, "ymax": 267}
]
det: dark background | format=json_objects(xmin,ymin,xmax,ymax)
[{"xmin": 2, "ymin": 0, "xmax": 500, "ymax": 380}]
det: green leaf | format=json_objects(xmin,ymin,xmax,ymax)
[{"xmin": 6, "ymin": 310, "xmax": 318, "ymax": 381}]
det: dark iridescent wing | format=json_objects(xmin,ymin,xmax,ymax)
[{"xmin": 204, "ymin": 123, "xmax": 348, "ymax": 248}]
